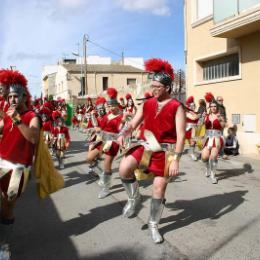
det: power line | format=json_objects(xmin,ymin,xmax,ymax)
[
  {"xmin": 75, "ymin": 35, "xmax": 145, "ymax": 68},
  {"xmin": 87, "ymin": 38, "xmax": 122, "ymax": 58}
]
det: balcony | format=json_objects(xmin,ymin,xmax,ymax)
[{"xmin": 211, "ymin": 0, "xmax": 260, "ymax": 38}]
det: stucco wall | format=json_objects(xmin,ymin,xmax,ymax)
[{"xmin": 185, "ymin": 0, "xmax": 260, "ymax": 155}]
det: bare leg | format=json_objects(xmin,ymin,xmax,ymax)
[
  {"xmin": 201, "ymin": 147, "xmax": 210, "ymax": 177},
  {"xmin": 209, "ymin": 147, "xmax": 220, "ymax": 184},
  {"xmin": 86, "ymin": 148, "xmax": 100, "ymax": 174}
]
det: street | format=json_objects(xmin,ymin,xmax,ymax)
[{"xmin": 12, "ymin": 130, "xmax": 260, "ymax": 260}]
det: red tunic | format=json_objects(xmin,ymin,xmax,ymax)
[
  {"xmin": 101, "ymin": 113, "xmax": 123, "ymax": 133},
  {"xmin": 98, "ymin": 113, "xmax": 123, "ymax": 156},
  {"xmin": 42, "ymin": 120, "xmax": 53, "ymax": 132},
  {"xmin": 130, "ymin": 98, "xmax": 181, "ymax": 177},
  {"xmin": 52, "ymin": 126, "xmax": 70, "ymax": 142},
  {"xmin": 204, "ymin": 115, "xmax": 224, "ymax": 148},
  {"xmin": 0, "ymin": 111, "xmax": 36, "ymax": 166},
  {"xmin": 86, "ymin": 119, "xmax": 94, "ymax": 129},
  {"xmin": 185, "ymin": 114, "xmax": 199, "ymax": 139},
  {"xmin": 72, "ymin": 116, "xmax": 79, "ymax": 125},
  {"xmin": 205, "ymin": 115, "xmax": 222, "ymax": 130}
]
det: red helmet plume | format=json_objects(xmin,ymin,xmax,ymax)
[
  {"xmin": 52, "ymin": 110, "xmax": 62, "ymax": 121},
  {"xmin": 204, "ymin": 92, "xmax": 215, "ymax": 103},
  {"xmin": 144, "ymin": 92, "xmax": 153, "ymax": 98},
  {"xmin": 0, "ymin": 69, "xmax": 27, "ymax": 88},
  {"xmin": 106, "ymin": 87, "xmax": 119, "ymax": 105},
  {"xmin": 43, "ymin": 101, "xmax": 54, "ymax": 111},
  {"xmin": 125, "ymin": 93, "xmax": 132, "ymax": 100},
  {"xmin": 95, "ymin": 96, "xmax": 106, "ymax": 106},
  {"xmin": 145, "ymin": 58, "xmax": 174, "ymax": 80},
  {"xmin": 107, "ymin": 87, "xmax": 117, "ymax": 99},
  {"xmin": 186, "ymin": 96, "xmax": 194, "ymax": 105},
  {"xmin": 0, "ymin": 69, "xmax": 31, "ymax": 108},
  {"xmin": 40, "ymin": 107, "xmax": 51, "ymax": 117}
]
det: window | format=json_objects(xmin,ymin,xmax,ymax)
[
  {"xmin": 127, "ymin": 78, "xmax": 136, "ymax": 86},
  {"xmin": 196, "ymin": 0, "xmax": 213, "ymax": 20},
  {"xmin": 79, "ymin": 77, "xmax": 85, "ymax": 96},
  {"xmin": 103, "ymin": 77, "xmax": 108, "ymax": 91},
  {"xmin": 232, "ymin": 114, "xmax": 240, "ymax": 125},
  {"xmin": 201, "ymin": 53, "xmax": 239, "ymax": 81}
]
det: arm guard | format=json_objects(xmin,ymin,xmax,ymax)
[{"xmin": 118, "ymin": 122, "xmax": 133, "ymax": 138}]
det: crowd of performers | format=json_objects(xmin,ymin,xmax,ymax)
[
  {"xmin": 38, "ymin": 103, "xmax": 71, "ymax": 169},
  {"xmin": 0, "ymin": 57, "xmax": 231, "ymax": 259},
  {"xmin": 68, "ymin": 58, "xmax": 229, "ymax": 244}
]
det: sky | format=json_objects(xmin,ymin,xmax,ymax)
[{"xmin": 0, "ymin": 0, "xmax": 184, "ymax": 97}]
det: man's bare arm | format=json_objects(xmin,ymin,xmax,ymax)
[{"xmin": 175, "ymin": 105, "xmax": 186, "ymax": 153}]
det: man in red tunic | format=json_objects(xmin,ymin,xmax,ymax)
[
  {"xmin": 0, "ymin": 70, "xmax": 11, "ymax": 119},
  {"xmin": 117, "ymin": 58, "xmax": 186, "ymax": 244},
  {"xmin": 185, "ymin": 96, "xmax": 200, "ymax": 161},
  {"xmin": 86, "ymin": 88, "xmax": 124, "ymax": 198},
  {"xmin": 51, "ymin": 111, "xmax": 70, "ymax": 169},
  {"xmin": 0, "ymin": 69, "xmax": 40, "ymax": 259}
]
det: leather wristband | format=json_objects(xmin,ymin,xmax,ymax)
[
  {"xmin": 12, "ymin": 114, "xmax": 22, "ymax": 125},
  {"xmin": 173, "ymin": 152, "xmax": 182, "ymax": 161}
]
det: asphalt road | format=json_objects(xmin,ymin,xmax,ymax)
[{"xmin": 12, "ymin": 129, "xmax": 260, "ymax": 260}]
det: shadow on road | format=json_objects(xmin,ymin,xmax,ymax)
[
  {"xmin": 66, "ymin": 140, "xmax": 88, "ymax": 154},
  {"xmin": 64, "ymin": 170, "xmax": 98, "ymax": 188},
  {"xmin": 80, "ymin": 246, "xmax": 187, "ymax": 260},
  {"xmin": 161, "ymin": 190, "xmax": 248, "ymax": 235},
  {"xmin": 12, "ymin": 182, "xmax": 81, "ymax": 260},
  {"xmin": 217, "ymin": 163, "xmax": 254, "ymax": 181}
]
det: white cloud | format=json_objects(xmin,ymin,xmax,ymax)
[
  {"xmin": 57, "ymin": 0, "xmax": 86, "ymax": 8},
  {"xmin": 7, "ymin": 52, "xmax": 54, "ymax": 61},
  {"xmin": 114, "ymin": 0, "xmax": 171, "ymax": 16}
]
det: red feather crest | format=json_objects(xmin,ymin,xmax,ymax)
[
  {"xmin": 43, "ymin": 101, "xmax": 54, "ymax": 111},
  {"xmin": 144, "ymin": 92, "xmax": 153, "ymax": 98},
  {"xmin": 186, "ymin": 96, "xmax": 194, "ymax": 105},
  {"xmin": 144, "ymin": 58, "xmax": 174, "ymax": 80},
  {"xmin": 204, "ymin": 92, "xmax": 215, "ymax": 103},
  {"xmin": 107, "ymin": 87, "xmax": 118, "ymax": 99},
  {"xmin": 126, "ymin": 93, "xmax": 132, "ymax": 99},
  {"xmin": 40, "ymin": 107, "xmax": 51, "ymax": 116},
  {"xmin": 0, "ymin": 69, "xmax": 27, "ymax": 87},
  {"xmin": 96, "ymin": 96, "xmax": 106, "ymax": 106},
  {"xmin": 52, "ymin": 110, "xmax": 62, "ymax": 120}
]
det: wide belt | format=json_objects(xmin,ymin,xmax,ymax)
[
  {"xmin": 206, "ymin": 129, "xmax": 222, "ymax": 137},
  {"xmin": 43, "ymin": 131, "xmax": 51, "ymax": 137},
  {"xmin": 101, "ymin": 131, "xmax": 118, "ymax": 141},
  {"xmin": 0, "ymin": 159, "xmax": 31, "ymax": 200},
  {"xmin": 58, "ymin": 133, "xmax": 65, "ymax": 139},
  {"xmin": 128, "ymin": 130, "xmax": 176, "ymax": 178},
  {"xmin": 186, "ymin": 123, "xmax": 197, "ymax": 131}
]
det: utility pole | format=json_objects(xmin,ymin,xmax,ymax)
[
  {"xmin": 178, "ymin": 69, "xmax": 182, "ymax": 101},
  {"xmin": 121, "ymin": 52, "xmax": 124, "ymax": 65},
  {"xmin": 83, "ymin": 34, "xmax": 89, "ymax": 96}
]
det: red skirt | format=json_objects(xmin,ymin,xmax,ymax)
[{"xmin": 129, "ymin": 146, "xmax": 165, "ymax": 177}]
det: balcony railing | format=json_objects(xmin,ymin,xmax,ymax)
[{"xmin": 214, "ymin": 0, "xmax": 260, "ymax": 23}]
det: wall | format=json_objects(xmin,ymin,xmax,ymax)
[{"xmin": 185, "ymin": 0, "xmax": 260, "ymax": 154}]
